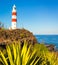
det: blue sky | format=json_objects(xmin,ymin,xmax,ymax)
[{"xmin": 0, "ymin": 0, "xmax": 58, "ymax": 34}]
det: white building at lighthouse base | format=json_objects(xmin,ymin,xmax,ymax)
[{"xmin": 12, "ymin": 22, "xmax": 17, "ymax": 29}]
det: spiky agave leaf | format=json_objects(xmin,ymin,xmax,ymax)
[
  {"xmin": 26, "ymin": 49, "xmax": 38, "ymax": 65},
  {"xmin": 21, "ymin": 42, "xmax": 30, "ymax": 65},
  {"xmin": 12, "ymin": 43, "xmax": 17, "ymax": 63},
  {"xmin": 0, "ymin": 50, "xmax": 8, "ymax": 65},
  {"xmin": 15, "ymin": 42, "xmax": 22, "ymax": 65},
  {"xmin": 6, "ymin": 45, "xmax": 14, "ymax": 65}
]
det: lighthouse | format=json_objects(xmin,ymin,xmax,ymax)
[{"xmin": 12, "ymin": 5, "xmax": 17, "ymax": 29}]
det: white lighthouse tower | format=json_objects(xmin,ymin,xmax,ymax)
[{"xmin": 12, "ymin": 5, "xmax": 17, "ymax": 29}]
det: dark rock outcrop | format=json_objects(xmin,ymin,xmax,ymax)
[{"xmin": 46, "ymin": 44, "xmax": 55, "ymax": 51}]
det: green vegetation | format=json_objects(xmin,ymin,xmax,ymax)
[
  {"xmin": 0, "ymin": 41, "xmax": 39, "ymax": 65},
  {"xmin": 0, "ymin": 22, "xmax": 6, "ymax": 30},
  {"xmin": 0, "ymin": 41, "xmax": 58, "ymax": 65}
]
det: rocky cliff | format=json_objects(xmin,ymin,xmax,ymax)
[{"xmin": 0, "ymin": 29, "xmax": 37, "ymax": 45}]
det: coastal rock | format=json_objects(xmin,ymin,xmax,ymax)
[{"xmin": 46, "ymin": 44, "xmax": 55, "ymax": 51}]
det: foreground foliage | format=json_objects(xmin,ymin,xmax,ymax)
[
  {"xmin": 34, "ymin": 44, "xmax": 58, "ymax": 65},
  {"xmin": 0, "ymin": 41, "xmax": 58, "ymax": 65},
  {"xmin": 0, "ymin": 41, "xmax": 39, "ymax": 65}
]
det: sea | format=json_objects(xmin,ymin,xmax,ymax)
[{"xmin": 35, "ymin": 35, "xmax": 58, "ymax": 50}]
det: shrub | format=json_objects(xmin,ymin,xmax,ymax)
[
  {"xmin": 34, "ymin": 43, "xmax": 58, "ymax": 65},
  {"xmin": 0, "ymin": 42, "xmax": 58, "ymax": 65},
  {"xmin": 0, "ymin": 41, "xmax": 39, "ymax": 65}
]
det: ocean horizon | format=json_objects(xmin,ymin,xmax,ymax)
[{"xmin": 35, "ymin": 35, "xmax": 58, "ymax": 50}]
